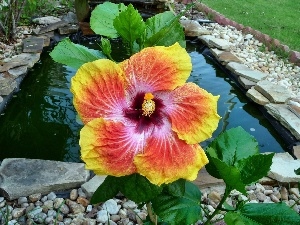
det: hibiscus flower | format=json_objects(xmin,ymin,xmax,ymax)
[{"xmin": 71, "ymin": 42, "xmax": 220, "ymax": 185}]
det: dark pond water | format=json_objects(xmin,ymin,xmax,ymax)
[{"xmin": 0, "ymin": 39, "xmax": 287, "ymax": 162}]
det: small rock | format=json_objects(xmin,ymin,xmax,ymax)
[
  {"xmin": 12, "ymin": 208, "xmax": 26, "ymax": 218},
  {"xmin": 263, "ymin": 190, "xmax": 273, "ymax": 195},
  {"xmin": 42, "ymin": 200, "xmax": 54, "ymax": 211},
  {"xmin": 53, "ymin": 198, "xmax": 65, "ymax": 209},
  {"xmin": 18, "ymin": 197, "xmax": 28, "ymax": 205},
  {"xmin": 118, "ymin": 208, "xmax": 127, "ymax": 218},
  {"xmin": 59, "ymin": 204, "xmax": 70, "ymax": 215},
  {"xmin": 66, "ymin": 199, "xmax": 85, "ymax": 214},
  {"xmin": 105, "ymin": 220, "xmax": 117, "ymax": 225},
  {"xmin": 70, "ymin": 189, "xmax": 78, "ymax": 200},
  {"xmin": 289, "ymin": 188, "xmax": 300, "ymax": 198},
  {"xmin": 122, "ymin": 200, "xmax": 137, "ymax": 209},
  {"xmin": 47, "ymin": 192, "xmax": 57, "ymax": 201},
  {"xmin": 103, "ymin": 199, "xmax": 119, "ymax": 215},
  {"xmin": 78, "ymin": 188, "xmax": 87, "ymax": 198},
  {"xmin": 86, "ymin": 205, "xmax": 93, "ymax": 213},
  {"xmin": 96, "ymin": 209, "xmax": 109, "ymax": 223},
  {"xmin": 270, "ymin": 194, "xmax": 280, "ymax": 203},
  {"xmin": 29, "ymin": 193, "xmax": 42, "ymax": 202},
  {"xmin": 110, "ymin": 214, "xmax": 121, "ymax": 222},
  {"xmin": 256, "ymin": 192, "xmax": 267, "ymax": 202},
  {"xmin": 77, "ymin": 196, "xmax": 89, "ymax": 207},
  {"xmin": 208, "ymin": 191, "xmax": 221, "ymax": 204}
]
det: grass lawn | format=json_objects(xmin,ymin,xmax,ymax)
[{"xmin": 200, "ymin": 0, "xmax": 300, "ymax": 52}]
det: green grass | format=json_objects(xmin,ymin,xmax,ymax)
[{"xmin": 200, "ymin": 0, "xmax": 300, "ymax": 52}]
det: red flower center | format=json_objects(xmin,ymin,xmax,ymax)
[{"xmin": 124, "ymin": 92, "xmax": 165, "ymax": 133}]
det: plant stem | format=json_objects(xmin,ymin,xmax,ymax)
[
  {"xmin": 204, "ymin": 186, "xmax": 232, "ymax": 225},
  {"xmin": 146, "ymin": 202, "xmax": 157, "ymax": 225}
]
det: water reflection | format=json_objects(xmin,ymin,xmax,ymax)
[
  {"xmin": 0, "ymin": 48, "xmax": 82, "ymax": 162},
  {"xmin": 187, "ymin": 42, "xmax": 286, "ymax": 153}
]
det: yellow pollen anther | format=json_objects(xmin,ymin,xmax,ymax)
[
  {"xmin": 144, "ymin": 92, "xmax": 154, "ymax": 100},
  {"xmin": 142, "ymin": 93, "xmax": 155, "ymax": 117}
]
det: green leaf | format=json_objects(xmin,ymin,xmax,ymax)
[
  {"xmin": 205, "ymin": 147, "xmax": 222, "ymax": 179},
  {"xmin": 163, "ymin": 179, "xmax": 186, "ymax": 197},
  {"xmin": 113, "ymin": 4, "xmax": 146, "ymax": 53},
  {"xmin": 225, "ymin": 211, "xmax": 260, "ymax": 225},
  {"xmin": 90, "ymin": 2, "xmax": 127, "ymax": 38},
  {"xmin": 100, "ymin": 37, "xmax": 112, "ymax": 59},
  {"xmin": 152, "ymin": 181, "xmax": 202, "ymax": 225},
  {"xmin": 144, "ymin": 11, "xmax": 185, "ymax": 48},
  {"xmin": 237, "ymin": 153, "xmax": 274, "ymax": 185},
  {"xmin": 236, "ymin": 203, "xmax": 300, "ymax": 225},
  {"xmin": 119, "ymin": 174, "xmax": 163, "ymax": 203},
  {"xmin": 208, "ymin": 126, "xmax": 259, "ymax": 166},
  {"xmin": 207, "ymin": 155, "xmax": 246, "ymax": 194},
  {"xmin": 49, "ymin": 38, "xmax": 105, "ymax": 69},
  {"xmin": 90, "ymin": 176, "xmax": 119, "ymax": 204}
]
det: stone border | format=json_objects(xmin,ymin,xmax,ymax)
[
  {"xmin": 0, "ymin": 20, "xmax": 78, "ymax": 114},
  {"xmin": 195, "ymin": 3, "xmax": 300, "ymax": 66},
  {"xmin": 179, "ymin": 3, "xmax": 300, "ymax": 154}
]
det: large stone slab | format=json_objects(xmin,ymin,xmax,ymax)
[
  {"xmin": 0, "ymin": 73, "xmax": 17, "ymax": 95},
  {"xmin": 180, "ymin": 19, "xmax": 211, "ymax": 37},
  {"xmin": 23, "ymin": 37, "xmax": 44, "ymax": 53},
  {"xmin": 287, "ymin": 99, "xmax": 300, "ymax": 119},
  {"xmin": 12, "ymin": 53, "xmax": 40, "ymax": 68},
  {"xmin": 194, "ymin": 168, "xmax": 224, "ymax": 189},
  {"xmin": 0, "ymin": 158, "xmax": 90, "ymax": 200},
  {"xmin": 38, "ymin": 21, "xmax": 68, "ymax": 35},
  {"xmin": 210, "ymin": 48, "xmax": 242, "ymax": 64},
  {"xmin": 32, "ymin": 16, "xmax": 61, "ymax": 25},
  {"xmin": 265, "ymin": 103, "xmax": 300, "ymax": 140},
  {"xmin": 198, "ymin": 35, "xmax": 215, "ymax": 46},
  {"xmin": 235, "ymin": 69, "xmax": 267, "ymax": 82},
  {"xmin": 238, "ymin": 76, "xmax": 256, "ymax": 90},
  {"xmin": 58, "ymin": 24, "xmax": 79, "ymax": 35},
  {"xmin": 255, "ymin": 80, "xmax": 291, "ymax": 103},
  {"xmin": 226, "ymin": 62, "xmax": 250, "ymax": 73},
  {"xmin": 246, "ymin": 87, "xmax": 270, "ymax": 105},
  {"xmin": 209, "ymin": 37, "xmax": 231, "ymax": 50},
  {"xmin": 267, "ymin": 152, "xmax": 300, "ymax": 183},
  {"xmin": 8, "ymin": 65, "xmax": 28, "ymax": 78},
  {"xmin": 81, "ymin": 175, "xmax": 107, "ymax": 198},
  {"xmin": 226, "ymin": 62, "xmax": 266, "ymax": 82},
  {"xmin": 218, "ymin": 51, "xmax": 241, "ymax": 64},
  {"xmin": 0, "ymin": 59, "xmax": 28, "ymax": 73}
]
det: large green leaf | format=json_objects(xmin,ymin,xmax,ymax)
[
  {"xmin": 113, "ymin": 3, "xmax": 146, "ymax": 52},
  {"xmin": 225, "ymin": 203, "xmax": 300, "ymax": 225},
  {"xmin": 119, "ymin": 174, "xmax": 163, "ymax": 203},
  {"xmin": 163, "ymin": 179, "xmax": 186, "ymax": 197},
  {"xmin": 90, "ymin": 2, "xmax": 127, "ymax": 38},
  {"xmin": 208, "ymin": 126, "xmax": 259, "ymax": 166},
  {"xmin": 91, "ymin": 174, "xmax": 162, "ymax": 204},
  {"xmin": 90, "ymin": 176, "xmax": 119, "ymax": 204},
  {"xmin": 207, "ymin": 155, "xmax": 246, "ymax": 194},
  {"xmin": 49, "ymin": 38, "xmax": 105, "ymax": 69},
  {"xmin": 152, "ymin": 181, "xmax": 202, "ymax": 225},
  {"xmin": 225, "ymin": 211, "xmax": 260, "ymax": 225},
  {"xmin": 237, "ymin": 153, "xmax": 274, "ymax": 185},
  {"xmin": 144, "ymin": 11, "xmax": 185, "ymax": 47}
]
